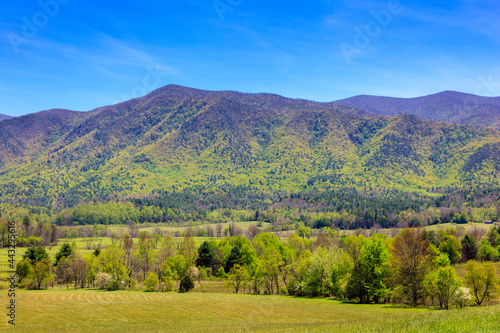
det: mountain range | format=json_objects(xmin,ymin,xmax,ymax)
[
  {"xmin": 335, "ymin": 91, "xmax": 500, "ymax": 130},
  {"xmin": 1, "ymin": 85, "xmax": 499, "ymax": 208}
]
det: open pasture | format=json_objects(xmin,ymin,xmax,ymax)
[{"xmin": 2, "ymin": 290, "xmax": 499, "ymax": 332}]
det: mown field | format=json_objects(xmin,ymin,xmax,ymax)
[{"xmin": 1, "ymin": 290, "xmax": 499, "ymax": 332}]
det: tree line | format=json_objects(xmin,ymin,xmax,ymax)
[
  {"xmin": 1, "ymin": 185, "xmax": 499, "ymax": 232},
  {"xmin": 16, "ymin": 225, "xmax": 500, "ymax": 310}
]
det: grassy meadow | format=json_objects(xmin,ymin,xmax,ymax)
[
  {"xmin": 106, "ymin": 221, "xmax": 272, "ymax": 234},
  {"xmin": 1, "ymin": 222, "xmax": 500, "ymax": 332},
  {"xmin": 2, "ymin": 290, "xmax": 499, "ymax": 333}
]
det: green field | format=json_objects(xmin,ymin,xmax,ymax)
[
  {"xmin": 1, "ymin": 290, "xmax": 499, "ymax": 332},
  {"xmin": 107, "ymin": 221, "xmax": 272, "ymax": 234}
]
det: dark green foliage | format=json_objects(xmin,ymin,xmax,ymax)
[
  {"xmin": 196, "ymin": 241, "xmax": 219, "ymax": 272},
  {"xmin": 224, "ymin": 245, "xmax": 244, "ymax": 273},
  {"xmin": 455, "ymin": 212, "xmax": 468, "ymax": 224},
  {"xmin": 486, "ymin": 228, "xmax": 499, "ymax": 247},
  {"xmin": 55, "ymin": 243, "xmax": 72, "ymax": 265},
  {"xmin": 179, "ymin": 275, "xmax": 194, "ymax": 293},
  {"xmin": 461, "ymin": 234, "xmax": 477, "ymax": 262},
  {"xmin": 23, "ymin": 246, "xmax": 49, "ymax": 263},
  {"xmin": 22, "ymin": 215, "xmax": 31, "ymax": 228},
  {"xmin": 346, "ymin": 237, "xmax": 390, "ymax": 304},
  {"xmin": 93, "ymin": 248, "xmax": 101, "ymax": 257},
  {"xmin": 107, "ymin": 280, "xmax": 120, "ymax": 291}
]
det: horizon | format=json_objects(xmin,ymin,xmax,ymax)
[
  {"xmin": 2, "ymin": 1, "xmax": 500, "ymax": 116},
  {"xmin": 1, "ymin": 84, "xmax": 500, "ymax": 118}
]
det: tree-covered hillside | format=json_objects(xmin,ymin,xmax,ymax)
[
  {"xmin": 0, "ymin": 85, "xmax": 500, "ymax": 212},
  {"xmin": 335, "ymin": 91, "xmax": 500, "ymax": 130}
]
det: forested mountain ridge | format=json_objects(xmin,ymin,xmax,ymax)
[
  {"xmin": 0, "ymin": 113, "xmax": 14, "ymax": 121},
  {"xmin": 335, "ymin": 91, "xmax": 500, "ymax": 130},
  {"xmin": 1, "ymin": 85, "xmax": 500, "ymax": 208}
]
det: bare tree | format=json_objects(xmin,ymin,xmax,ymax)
[
  {"xmin": 214, "ymin": 223, "xmax": 222, "ymax": 237},
  {"xmin": 123, "ymin": 235, "xmax": 141, "ymax": 279},
  {"xmin": 127, "ymin": 220, "xmax": 139, "ymax": 238},
  {"xmin": 139, "ymin": 233, "xmax": 156, "ymax": 280},
  {"xmin": 246, "ymin": 224, "xmax": 261, "ymax": 241},
  {"xmin": 71, "ymin": 254, "xmax": 90, "ymax": 289},
  {"xmin": 205, "ymin": 225, "xmax": 215, "ymax": 237},
  {"xmin": 469, "ymin": 227, "xmax": 486, "ymax": 244},
  {"xmin": 55, "ymin": 256, "xmax": 72, "ymax": 289}
]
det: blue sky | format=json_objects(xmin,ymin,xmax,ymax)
[{"xmin": 1, "ymin": 0, "xmax": 500, "ymax": 116}]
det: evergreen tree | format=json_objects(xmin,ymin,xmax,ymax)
[{"xmin": 461, "ymin": 234, "xmax": 477, "ymax": 262}]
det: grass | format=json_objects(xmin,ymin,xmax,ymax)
[
  {"xmin": 107, "ymin": 221, "xmax": 272, "ymax": 234},
  {"xmin": 423, "ymin": 222, "xmax": 493, "ymax": 232},
  {"xmin": 1, "ymin": 290, "xmax": 499, "ymax": 332}
]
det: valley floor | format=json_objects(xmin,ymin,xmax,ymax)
[{"xmin": 2, "ymin": 290, "xmax": 499, "ymax": 332}]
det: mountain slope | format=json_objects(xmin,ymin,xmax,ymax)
[
  {"xmin": 1, "ymin": 85, "xmax": 500, "ymax": 207},
  {"xmin": 0, "ymin": 113, "xmax": 13, "ymax": 121},
  {"xmin": 335, "ymin": 91, "xmax": 500, "ymax": 130}
]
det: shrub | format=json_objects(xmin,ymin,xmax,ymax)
[
  {"xmin": 187, "ymin": 266, "xmax": 199, "ymax": 280},
  {"xmin": 129, "ymin": 279, "xmax": 139, "ymax": 291},
  {"xmin": 107, "ymin": 280, "xmax": 120, "ymax": 291},
  {"xmin": 95, "ymin": 272, "xmax": 113, "ymax": 290},
  {"xmin": 161, "ymin": 279, "xmax": 175, "ymax": 292},
  {"xmin": 217, "ymin": 267, "xmax": 227, "ymax": 279},
  {"xmin": 179, "ymin": 275, "xmax": 194, "ymax": 293},
  {"xmin": 144, "ymin": 272, "xmax": 159, "ymax": 292},
  {"xmin": 454, "ymin": 287, "xmax": 472, "ymax": 309}
]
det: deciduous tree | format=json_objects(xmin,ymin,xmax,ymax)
[
  {"xmin": 32, "ymin": 258, "xmax": 51, "ymax": 289},
  {"xmin": 227, "ymin": 264, "xmax": 249, "ymax": 293},
  {"xmin": 392, "ymin": 228, "xmax": 431, "ymax": 307},
  {"xmin": 439, "ymin": 235, "xmax": 462, "ymax": 265},
  {"xmin": 465, "ymin": 260, "xmax": 497, "ymax": 305}
]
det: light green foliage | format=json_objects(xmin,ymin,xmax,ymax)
[
  {"xmin": 478, "ymin": 238, "xmax": 500, "ymax": 261},
  {"xmin": 297, "ymin": 225, "xmax": 311, "ymax": 239},
  {"xmin": 439, "ymin": 235, "xmax": 462, "ymax": 265},
  {"xmin": 217, "ymin": 267, "xmax": 227, "ymax": 279},
  {"xmin": 99, "ymin": 245, "xmax": 126, "ymax": 280},
  {"xmin": 226, "ymin": 264, "xmax": 249, "ymax": 293},
  {"xmin": 428, "ymin": 244, "xmax": 451, "ymax": 268},
  {"xmin": 179, "ymin": 233, "xmax": 199, "ymax": 266},
  {"xmin": 465, "ymin": 260, "xmax": 498, "ymax": 305},
  {"xmin": 16, "ymin": 258, "xmax": 33, "ymax": 282},
  {"xmin": 165, "ymin": 255, "xmax": 187, "ymax": 279},
  {"xmin": 424, "ymin": 266, "xmax": 462, "ymax": 310},
  {"xmin": 293, "ymin": 247, "xmax": 349, "ymax": 297},
  {"xmin": 32, "ymin": 258, "xmax": 52, "ymax": 289},
  {"xmin": 144, "ymin": 272, "xmax": 159, "ymax": 292},
  {"xmin": 346, "ymin": 235, "xmax": 391, "ymax": 303}
]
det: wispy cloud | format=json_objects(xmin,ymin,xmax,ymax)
[{"xmin": 24, "ymin": 33, "xmax": 182, "ymax": 78}]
